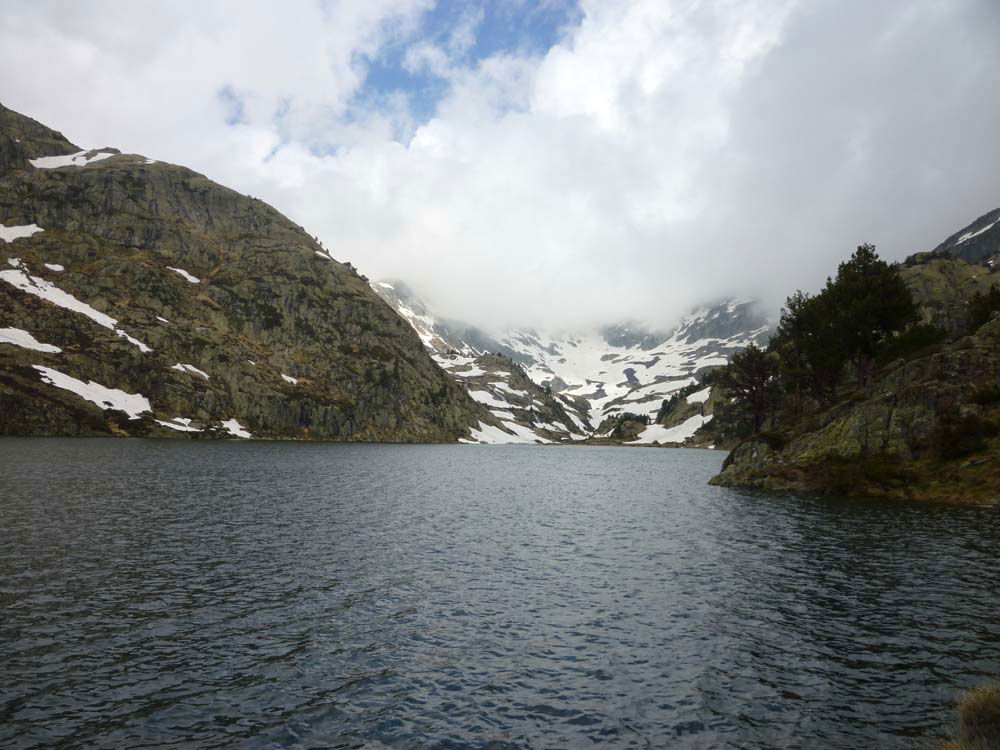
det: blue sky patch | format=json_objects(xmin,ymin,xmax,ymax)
[
  {"xmin": 217, "ymin": 85, "xmax": 247, "ymax": 126},
  {"xmin": 360, "ymin": 0, "xmax": 581, "ymax": 126}
]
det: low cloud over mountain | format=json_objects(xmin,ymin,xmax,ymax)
[{"xmin": 4, "ymin": 0, "xmax": 998, "ymax": 330}]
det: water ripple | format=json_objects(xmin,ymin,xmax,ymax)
[{"xmin": 1, "ymin": 439, "xmax": 998, "ymax": 749}]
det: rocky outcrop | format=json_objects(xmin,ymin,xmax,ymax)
[
  {"xmin": 709, "ymin": 275, "xmax": 1000, "ymax": 502},
  {"xmin": 0, "ymin": 103, "xmax": 490, "ymax": 440},
  {"xmin": 901, "ymin": 254, "xmax": 997, "ymax": 335}
]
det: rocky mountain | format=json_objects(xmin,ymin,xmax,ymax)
[
  {"xmin": 0, "ymin": 103, "xmax": 494, "ymax": 441},
  {"xmin": 374, "ymin": 280, "xmax": 770, "ymax": 444},
  {"xmin": 932, "ymin": 207, "xmax": 1000, "ymax": 266},
  {"xmin": 709, "ymin": 211, "xmax": 1000, "ymax": 502}
]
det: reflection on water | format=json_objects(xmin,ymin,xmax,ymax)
[{"xmin": 1, "ymin": 439, "xmax": 997, "ymax": 749}]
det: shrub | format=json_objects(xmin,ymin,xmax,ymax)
[
  {"xmin": 934, "ymin": 413, "xmax": 1000, "ymax": 460},
  {"xmin": 876, "ymin": 324, "xmax": 948, "ymax": 366},
  {"xmin": 757, "ymin": 431, "xmax": 787, "ymax": 451},
  {"xmin": 970, "ymin": 384, "xmax": 1000, "ymax": 406},
  {"xmin": 957, "ymin": 684, "xmax": 1000, "ymax": 750},
  {"xmin": 617, "ymin": 412, "xmax": 650, "ymax": 425},
  {"xmin": 941, "ymin": 684, "xmax": 1000, "ymax": 750},
  {"xmin": 967, "ymin": 285, "xmax": 1000, "ymax": 334}
]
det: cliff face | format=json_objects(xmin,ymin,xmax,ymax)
[
  {"xmin": 0, "ymin": 103, "xmax": 489, "ymax": 440},
  {"xmin": 709, "ymin": 254, "xmax": 1000, "ymax": 503}
]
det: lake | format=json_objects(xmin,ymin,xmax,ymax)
[{"xmin": 1, "ymin": 439, "xmax": 997, "ymax": 748}]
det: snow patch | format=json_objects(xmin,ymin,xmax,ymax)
[
  {"xmin": 957, "ymin": 218, "xmax": 1000, "ymax": 245},
  {"xmin": 493, "ymin": 382, "xmax": 530, "ymax": 399},
  {"xmin": 155, "ymin": 417, "xmax": 202, "ymax": 433},
  {"xmin": 465, "ymin": 421, "xmax": 530, "ymax": 444},
  {"xmin": 30, "ymin": 150, "xmax": 116, "ymax": 169},
  {"xmin": 465, "ymin": 419, "xmax": 552, "ymax": 444},
  {"xmin": 1, "ymin": 259, "xmax": 151, "ymax": 352},
  {"xmin": 686, "ymin": 386, "xmax": 712, "ymax": 404},
  {"xmin": 171, "ymin": 363, "xmax": 209, "ymax": 379},
  {"xmin": 0, "ymin": 327, "xmax": 61, "ymax": 353},
  {"xmin": 469, "ymin": 389, "xmax": 512, "ymax": 409},
  {"xmin": 631, "ymin": 414, "xmax": 712, "ymax": 444},
  {"xmin": 33, "ymin": 365, "xmax": 150, "ymax": 419},
  {"xmin": 44, "ymin": 263, "xmax": 64, "ymax": 272},
  {"xmin": 156, "ymin": 316, "xmax": 169, "ymax": 323},
  {"xmin": 167, "ymin": 266, "xmax": 200, "ymax": 284},
  {"xmin": 281, "ymin": 373, "xmax": 298, "ymax": 384},
  {"xmin": 0, "ymin": 223, "xmax": 43, "ymax": 243},
  {"xmin": 222, "ymin": 418, "xmax": 252, "ymax": 438}
]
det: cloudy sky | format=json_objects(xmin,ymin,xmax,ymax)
[{"xmin": 2, "ymin": 0, "xmax": 999, "ymax": 330}]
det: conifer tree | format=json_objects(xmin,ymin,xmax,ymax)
[
  {"xmin": 824, "ymin": 244, "xmax": 917, "ymax": 386},
  {"xmin": 718, "ymin": 343, "xmax": 779, "ymax": 433}
]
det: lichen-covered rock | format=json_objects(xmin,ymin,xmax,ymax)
[
  {"xmin": 900, "ymin": 255, "xmax": 998, "ymax": 335},
  {"xmin": 0, "ymin": 102, "xmax": 490, "ymax": 441},
  {"xmin": 709, "ymin": 312, "xmax": 1000, "ymax": 502}
]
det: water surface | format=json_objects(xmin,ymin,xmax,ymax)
[{"xmin": 1, "ymin": 439, "xmax": 998, "ymax": 749}]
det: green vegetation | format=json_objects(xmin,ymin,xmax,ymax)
[
  {"xmin": 970, "ymin": 385, "xmax": 1000, "ymax": 406},
  {"xmin": 967, "ymin": 285, "xmax": 1000, "ymax": 333},
  {"xmin": 720, "ymin": 244, "xmax": 919, "ymax": 434},
  {"xmin": 716, "ymin": 343, "xmax": 779, "ymax": 432},
  {"xmin": 710, "ymin": 241, "xmax": 1000, "ymax": 501},
  {"xmin": 933, "ymin": 412, "xmax": 1000, "ymax": 461},
  {"xmin": 876, "ymin": 323, "xmax": 947, "ymax": 366},
  {"xmin": 827, "ymin": 243, "xmax": 919, "ymax": 384}
]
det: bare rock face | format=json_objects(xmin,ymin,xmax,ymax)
[{"xmin": 0, "ymin": 103, "xmax": 489, "ymax": 441}]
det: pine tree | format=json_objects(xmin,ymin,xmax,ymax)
[
  {"xmin": 770, "ymin": 291, "xmax": 844, "ymax": 407},
  {"xmin": 718, "ymin": 343, "xmax": 780, "ymax": 433},
  {"xmin": 824, "ymin": 244, "xmax": 918, "ymax": 386}
]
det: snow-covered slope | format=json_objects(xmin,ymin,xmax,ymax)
[
  {"xmin": 450, "ymin": 353, "xmax": 592, "ymax": 444},
  {"xmin": 373, "ymin": 281, "xmax": 769, "ymax": 444}
]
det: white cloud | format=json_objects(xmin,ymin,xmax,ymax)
[{"xmin": 2, "ymin": 0, "xmax": 998, "ymax": 331}]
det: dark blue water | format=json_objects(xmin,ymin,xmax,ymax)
[{"xmin": 1, "ymin": 439, "xmax": 998, "ymax": 749}]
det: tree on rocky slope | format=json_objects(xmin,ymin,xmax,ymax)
[
  {"xmin": 824, "ymin": 244, "xmax": 918, "ymax": 386},
  {"xmin": 771, "ymin": 290, "xmax": 844, "ymax": 409},
  {"xmin": 716, "ymin": 343, "xmax": 780, "ymax": 433},
  {"xmin": 769, "ymin": 245, "xmax": 918, "ymax": 400}
]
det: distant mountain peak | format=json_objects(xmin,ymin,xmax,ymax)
[
  {"xmin": 932, "ymin": 206, "xmax": 1000, "ymax": 266},
  {"xmin": 373, "ymin": 279, "xmax": 771, "ymax": 443}
]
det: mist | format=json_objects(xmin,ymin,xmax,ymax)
[{"xmin": 2, "ymin": 0, "xmax": 998, "ymax": 331}]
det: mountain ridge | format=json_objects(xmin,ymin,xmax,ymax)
[{"xmin": 0, "ymin": 102, "xmax": 493, "ymax": 441}]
